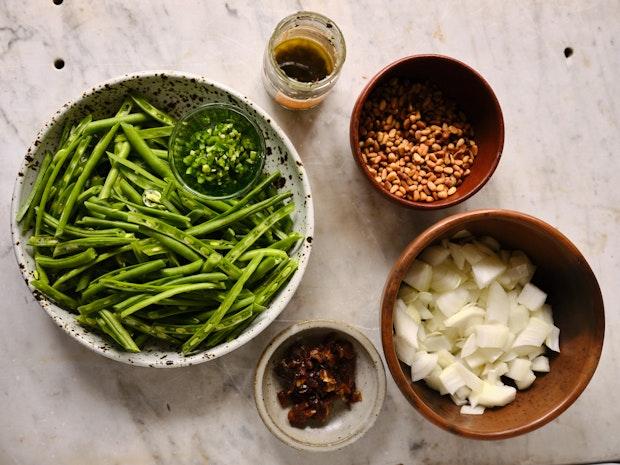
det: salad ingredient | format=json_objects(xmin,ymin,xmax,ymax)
[
  {"xmin": 275, "ymin": 333, "xmax": 361, "ymax": 428},
  {"xmin": 393, "ymin": 234, "xmax": 559, "ymax": 413},
  {"xmin": 358, "ymin": 79, "xmax": 478, "ymax": 202}
]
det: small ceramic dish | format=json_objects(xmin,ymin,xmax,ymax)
[
  {"xmin": 350, "ymin": 54, "xmax": 504, "ymax": 210},
  {"xmin": 381, "ymin": 209, "xmax": 605, "ymax": 439},
  {"xmin": 254, "ymin": 320, "xmax": 386, "ymax": 451},
  {"xmin": 169, "ymin": 103, "xmax": 266, "ymax": 200}
]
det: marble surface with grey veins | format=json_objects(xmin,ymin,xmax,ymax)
[{"xmin": 1, "ymin": 1, "xmax": 619, "ymax": 464}]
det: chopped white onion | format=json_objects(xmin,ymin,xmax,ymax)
[
  {"xmin": 394, "ymin": 335, "xmax": 417, "ymax": 365},
  {"xmin": 420, "ymin": 245, "xmax": 451, "ymax": 266},
  {"xmin": 531, "ymin": 355, "xmax": 550, "ymax": 372},
  {"xmin": 475, "ymin": 324, "xmax": 509, "ymax": 348},
  {"xmin": 394, "ymin": 236, "xmax": 558, "ymax": 415},
  {"xmin": 461, "ymin": 404, "xmax": 485, "ymax": 415},
  {"xmin": 436, "ymin": 288, "xmax": 470, "ymax": 317},
  {"xmin": 486, "ymin": 281, "xmax": 510, "ymax": 325},
  {"xmin": 517, "ymin": 282, "xmax": 547, "ymax": 311},
  {"xmin": 403, "ymin": 260, "xmax": 432, "ymax": 292},
  {"xmin": 394, "ymin": 301, "xmax": 419, "ymax": 349},
  {"xmin": 545, "ymin": 325, "xmax": 560, "ymax": 352},
  {"xmin": 512, "ymin": 317, "xmax": 552, "ymax": 348},
  {"xmin": 411, "ymin": 351, "xmax": 439, "ymax": 381},
  {"xmin": 471, "ymin": 255, "xmax": 507, "ymax": 289}
]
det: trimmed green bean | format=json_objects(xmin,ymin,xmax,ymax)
[
  {"xmin": 114, "ymin": 125, "xmax": 174, "ymax": 143},
  {"xmin": 78, "ymin": 293, "xmax": 128, "ymax": 316},
  {"xmin": 36, "ymin": 248, "xmax": 97, "ymax": 270},
  {"xmin": 32, "ymin": 280, "xmax": 78, "ymax": 309},
  {"xmin": 75, "ymin": 216, "xmax": 140, "ymax": 233},
  {"xmin": 17, "ymin": 152, "xmax": 53, "ymax": 223},
  {"xmin": 122, "ymin": 316, "xmax": 180, "ymax": 344},
  {"xmin": 182, "ymin": 253, "xmax": 264, "ymax": 354},
  {"xmin": 161, "ymin": 259, "xmax": 204, "ymax": 277},
  {"xmin": 100, "ymin": 279, "xmax": 223, "ymax": 293},
  {"xmin": 120, "ymin": 282, "xmax": 228, "ymax": 318},
  {"xmin": 84, "ymin": 113, "xmax": 148, "ymax": 135},
  {"xmin": 121, "ymin": 123, "xmax": 172, "ymax": 179},
  {"xmin": 100, "ymin": 310, "xmax": 140, "ymax": 352},
  {"xmin": 56, "ymin": 123, "xmax": 120, "ymax": 236},
  {"xmin": 130, "ymin": 95, "xmax": 176, "ymax": 126},
  {"xmin": 100, "ymin": 141, "xmax": 130, "ymax": 199}
]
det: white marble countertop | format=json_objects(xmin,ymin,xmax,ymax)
[{"xmin": 1, "ymin": 1, "xmax": 619, "ymax": 464}]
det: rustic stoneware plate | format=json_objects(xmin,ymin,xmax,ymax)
[
  {"xmin": 11, "ymin": 71, "xmax": 314, "ymax": 368},
  {"xmin": 350, "ymin": 54, "xmax": 504, "ymax": 210},
  {"xmin": 254, "ymin": 320, "xmax": 386, "ymax": 451},
  {"xmin": 381, "ymin": 209, "xmax": 605, "ymax": 439}
]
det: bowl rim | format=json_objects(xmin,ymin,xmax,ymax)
[
  {"xmin": 10, "ymin": 70, "xmax": 314, "ymax": 368},
  {"xmin": 168, "ymin": 102, "xmax": 267, "ymax": 200},
  {"xmin": 349, "ymin": 54, "xmax": 505, "ymax": 210},
  {"xmin": 380, "ymin": 208, "xmax": 605, "ymax": 439},
  {"xmin": 253, "ymin": 319, "xmax": 387, "ymax": 451}
]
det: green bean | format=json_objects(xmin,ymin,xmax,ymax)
[
  {"xmin": 31, "ymin": 280, "xmax": 78, "ymax": 310},
  {"xmin": 152, "ymin": 323, "xmax": 200, "ymax": 335},
  {"xmin": 99, "ymin": 310, "xmax": 139, "ymax": 352},
  {"xmin": 56, "ymin": 135, "xmax": 93, "ymax": 201},
  {"xmin": 255, "ymin": 259, "xmax": 298, "ymax": 306},
  {"xmin": 119, "ymin": 282, "xmax": 228, "ymax": 319},
  {"xmin": 83, "ymin": 113, "xmax": 148, "ymax": 135},
  {"xmin": 119, "ymin": 166, "xmax": 164, "ymax": 192},
  {"xmin": 53, "ymin": 236, "xmax": 136, "ymax": 257},
  {"xmin": 130, "ymin": 95, "xmax": 176, "ymax": 126},
  {"xmin": 215, "ymin": 306, "xmax": 253, "ymax": 331},
  {"xmin": 97, "ymin": 317, "xmax": 124, "ymax": 347},
  {"xmin": 112, "ymin": 294, "xmax": 145, "ymax": 311},
  {"xmin": 225, "ymin": 203, "xmax": 295, "ymax": 263},
  {"xmin": 122, "ymin": 316, "xmax": 180, "ymax": 344},
  {"xmin": 58, "ymin": 121, "xmax": 73, "ymax": 148},
  {"xmin": 56, "ymin": 123, "xmax": 120, "ymax": 236},
  {"xmin": 27, "ymin": 235, "xmax": 59, "ymax": 247},
  {"xmin": 38, "ymin": 209, "xmax": 122, "ymax": 238},
  {"xmin": 82, "ymin": 258, "xmax": 166, "ymax": 301},
  {"xmin": 76, "ymin": 185, "xmax": 103, "ymax": 204},
  {"xmin": 116, "ymin": 196, "xmax": 191, "ymax": 228},
  {"xmin": 17, "ymin": 152, "xmax": 53, "ymax": 223},
  {"xmin": 117, "ymin": 177, "xmax": 143, "ymax": 204},
  {"xmin": 186, "ymin": 191, "xmax": 292, "ymax": 236},
  {"xmin": 145, "ymin": 230, "xmax": 201, "ymax": 262},
  {"xmin": 161, "ymin": 260, "xmax": 204, "ymax": 277},
  {"xmin": 126, "ymin": 212, "xmax": 242, "ymax": 278},
  {"xmin": 164, "ymin": 272, "xmax": 228, "ymax": 285},
  {"xmin": 36, "ymin": 248, "xmax": 97, "ymax": 270},
  {"xmin": 121, "ymin": 123, "xmax": 172, "ymax": 179},
  {"xmin": 182, "ymin": 253, "xmax": 264, "ymax": 354},
  {"xmin": 237, "ymin": 249, "xmax": 288, "ymax": 261},
  {"xmin": 247, "ymin": 256, "xmax": 281, "ymax": 285},
  {"xmin": 100, "ymin": 279, "xmax": 223, "ymax": 293},
  {"xmin": 100, "ymin": 141, "xmax": 130, "ymax": 199},
  {"xmin": 52, "ymin": 244, "xmax": 134, "ymax": 289},
  {"xmin": 75, "ymin": 216, "xmax": 140, "ymax": 233},
  {"xmin": 34, "ymin": 261, "xmax": 49, "ymax": 284},
  {"xmin": 151, "ymin": 148, "xmax": 168, "ymax": 159},
  {"xmin": 270, "ymin": 232, "xmax": 303, "ymax": 251},
  {"xmin": 78, "ymin": 293, "xmax": 128, "ymax": 316},
  {"xmin": 195, "ymin": 295, "xmax": 254, "ymax": 321},
  {"xmin": 75, "ymin": 272, "xmax": 91, "ymax": 292},
  {"xmin": 35, "ymin": 129, "xmax": 88, "ymax": 234},
  {"xmin": 114, "ymin": 125, "xmax": 174, "ymax": 143}
]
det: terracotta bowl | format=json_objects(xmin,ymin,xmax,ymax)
[
  {"xmin": 350, "ymin": 55, "xmax": 504, "ymax": 209},
  {"xmin": 381, "ymin": 209, "xmax": 605, "ymax": 439}
]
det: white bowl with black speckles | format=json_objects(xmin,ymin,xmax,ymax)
[
  {"xmin": 10, "ymin": 71, "xmax": 314, "ymax": 368},
  {"xmin": 254, "ymin": 320, "xmax": 386, "ymax": 452}
]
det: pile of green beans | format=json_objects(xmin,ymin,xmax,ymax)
[{"xmin": 17, "ymin": 95, "xmax": 301, "ymax": 355}]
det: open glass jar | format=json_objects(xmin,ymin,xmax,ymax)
[{"xmin": 263, "ymin": 11, "xmax": 346, "ymax": 110}]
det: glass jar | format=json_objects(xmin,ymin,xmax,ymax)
[{"xmin": 263, "ymin": 11, "xmax": 346, "ymax": 110}]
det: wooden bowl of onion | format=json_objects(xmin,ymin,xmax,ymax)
[{"xmin": 380, "ymin": 209, "xmax": 604, "ymax": 439}]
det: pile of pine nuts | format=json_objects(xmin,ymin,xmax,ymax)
[{"xmin": 358, "ymin": 78, "xmax": 478, "ymax": 202}]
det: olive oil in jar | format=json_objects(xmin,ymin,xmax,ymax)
[{"xmin": 274, "ymin": 37, "xmax": 334, "ymax": 83}]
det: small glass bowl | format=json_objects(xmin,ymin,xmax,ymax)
[{"xmin": 169, "ymin": 103, "xmax": 266, "ymax": 200}]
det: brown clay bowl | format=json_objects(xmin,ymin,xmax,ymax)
[
  {"xmin": 350, "ymin": 55, "xmax": 504, "ymax": 210},
  {"xmin": 381, "ymin": 209, "xmax": 605, "ymax": 439}
]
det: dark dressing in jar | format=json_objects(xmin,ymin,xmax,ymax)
[{"xmin": 274, "ymin": 37, "xmax": 334, "ymax": 83}]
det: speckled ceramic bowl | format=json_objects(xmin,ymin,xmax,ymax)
[
  {"xmin": 10, "ymin": 71, "xmax": 314, "ymax": 368},
  {"xmin": 254, "ymin": 320, "xmax": 386, "ymax": 452}
]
